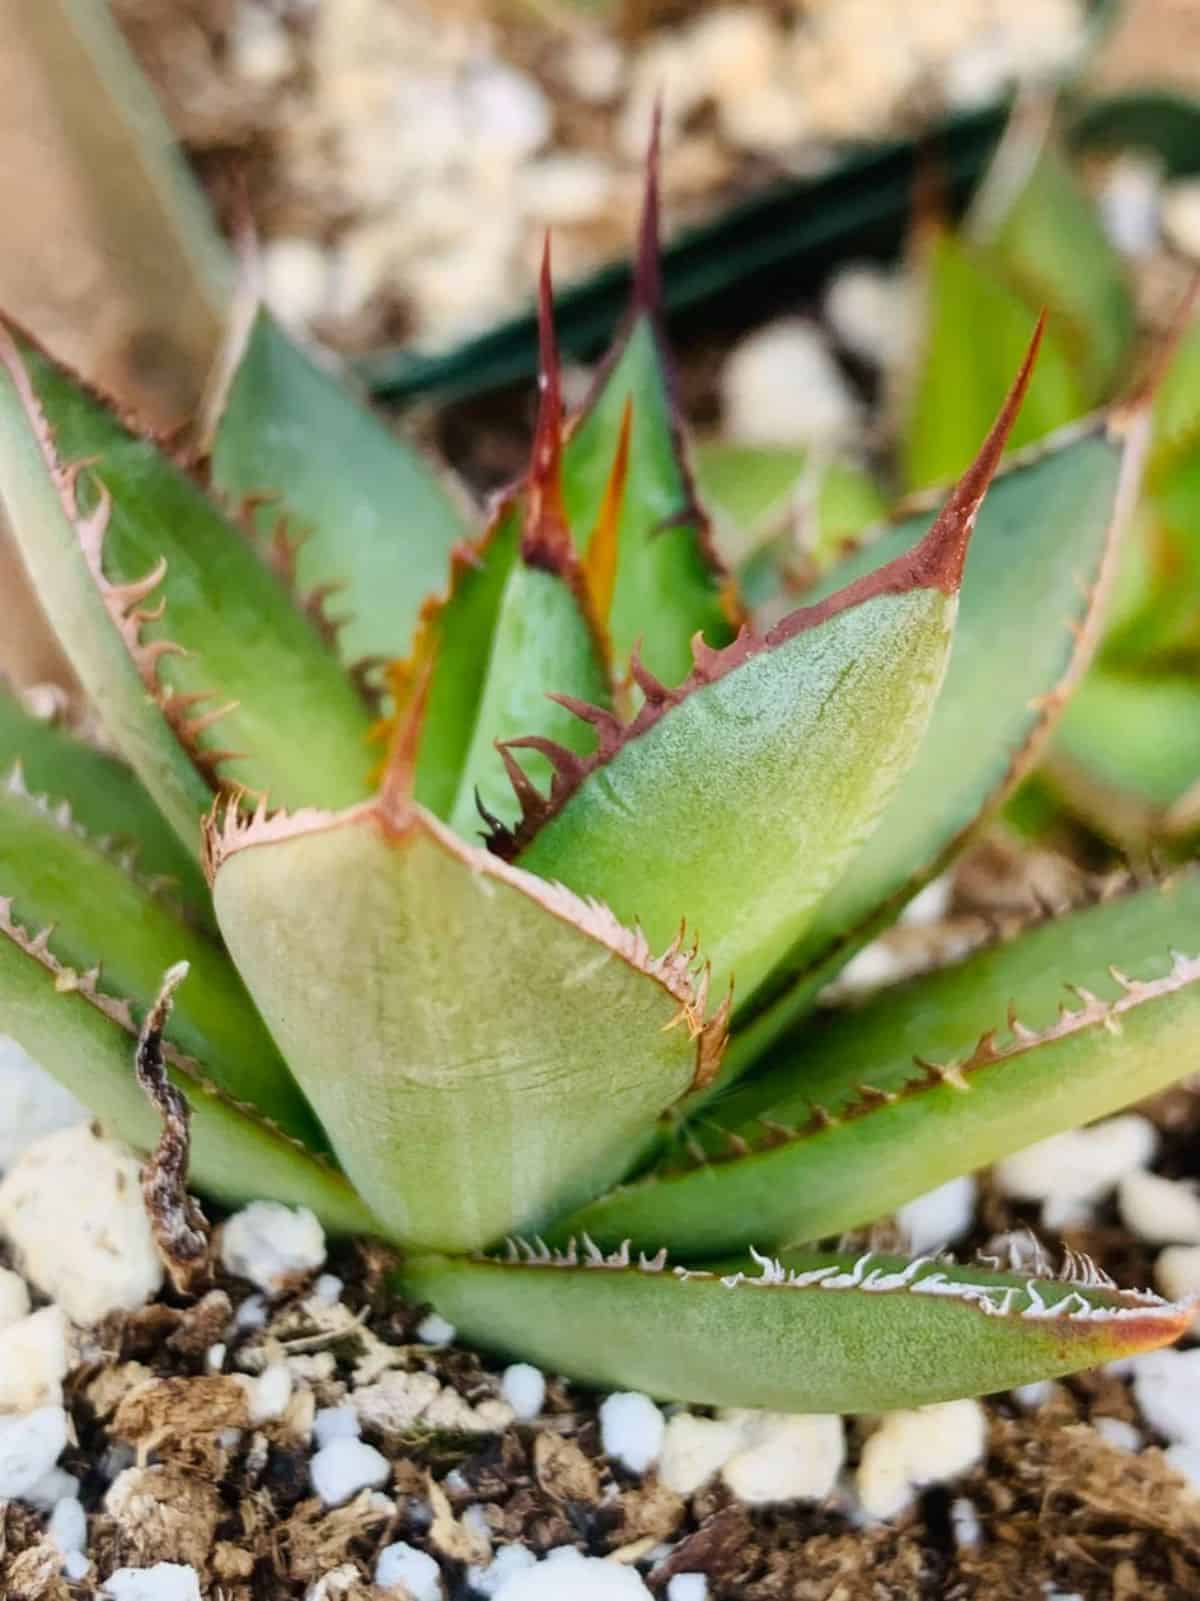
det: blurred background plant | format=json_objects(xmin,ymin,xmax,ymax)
[{"xmin": 3, "ymin": 0, "xmax": 1199, "ymax": 861}]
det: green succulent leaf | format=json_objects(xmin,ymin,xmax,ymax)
[
  {"xmin": 558, "ymin": 154, "xmax": 735, "ymax": 686},
  {"xmin": 1044, "ymin": 670, "xmax": 1200, "ymax": 844},
  {"xmin": 562, "ymin": 871, "xmax": 1200, "ymax": 1258},
  {"xmin": 0, "ymin": 755, "xmax": 321, "ymax": 1146},
  {"xmin": 399, "ymin": 1243, "xmax": 1190, "ymax": 1413},
  {"xmin": 509, "ymin": 337, "xmax": 1040, "ymax": 1012},
  {"xmin": 0, "ymin": 684, "xmax": 210, "ymax": 924},
  {"xmin": 0, "ymin": 894, "xmax": 376, "ymax": 1235},
  {"xmin": 903, "ymin": 230, "xmax": 1084, "ymax": 491},
  {"xmin": 404, "ymin": 281, "xmax": 613, "ymax": 841},
  {"xmin": 208, "ymin": 791, "xmax": 726, "ymax": 1253},
  {"xmin": 728, "ymin": 411, "xmax": 1144, "ymax": 1069},
  {"xmin": 209, "ymin": 309, "xmax": 467, "ymax": 666},
  {"xmin": 971, "ymin": 110, "xmax": 1134, "ymax": 406},
  {"xmin": 0, "ymin": 332, "xmax": 375, "ymax": 830}
]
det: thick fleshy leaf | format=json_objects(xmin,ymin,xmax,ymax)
[
  {"xmin": 209, "ymin": 310, "xmax": 467, "ymax": 666},
  {"xmin": 399, "ymin": 1242, "xmax": 1189, "ymax": 1412},
  {"xmin": 0, "ymin": 331, "xmax": 375, "ymax": 830},
  {"xmin": 401, "ymin": 276, "xmax": 612, "ymax": 841},
  {"xmin": 507, "ymin": 337, "xmax": 1041, "ymax": 1011},
  {"xmin": 0, "ymin": 684, "xmax": 210, "ymax": 924},
  {"xmin": 563, "ymin": 872, "xmax": 1200, "ymax": 1259},
  {"xmin": 902, "ymin": 230, "xmax": 1084, "ymax": 491},
  {"xmin": 207, "ymin": 793, "xmax": 726, "ymax": 1253},
  {"xmin": 971, "ymin": 113, "xmax": 1133, "ymax": 406},
  {"xmin": 1044, "ymin": 671, "xmax": 1200, "ymax": 844},
  {"xmin": 727, "ymin": 412, "xmax": 1145, "ymax": 1069},
  {"xmin": 0, "ymin": 896, "xmax": 376, "ymax": 1235},
  {"xmin": 0, "ymin": 758, "xmax": 321, "ymax": 1145},
  {"xmin": 558, "ymin": 136, "xmax": 734, "ymax": 685}
]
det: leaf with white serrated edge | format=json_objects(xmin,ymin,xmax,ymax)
[{"xmin": 398, "ymin": 1241, "xmax": 1190, "ymax": 1412}]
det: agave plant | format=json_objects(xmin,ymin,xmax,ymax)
[{"xmin": 1, "ymin": 137, "xmax": 1198, "ymax": 1413}]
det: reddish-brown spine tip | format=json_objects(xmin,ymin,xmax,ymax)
[
  {"xmin": 633, "ymin": 99, "xmax": 664, "ymax": 316},
  {"xmin": 522, "ymin": 238, "xmax": 575, "ymax": 575},
  {"xmin": 912, "ymin": 309, "xmax": 1045, "ymax": 594}
]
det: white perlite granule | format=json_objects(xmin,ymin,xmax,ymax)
[
  {"xmin": 0, "ymin": 1406, "xmax": 68, "ymax": 1500},
  {"xmin": 857, "ymin": 1400, "xmax": 987, "ymax": 1520},
  {"xmin": 102, "ymin": 1564, "xmax": 202, "ymax": 1601},
  {"xmin": 501, "ymin": 1364, "xmax": 546, "ymax": 1421},
  {"xmin": 599, "ymin": 1392, "xmax": 665, "ymax": 1473},
  {"xmin": 0, "ymin": 1125, "xmax": 163, "ymax": 1324},
  {"xmin": 375, "ymin": 1541, "xmax": 443, "ymax": 1599},
  {"xmin": 309, "ymin": 1437, "xmax": 390, "ymax": 1506},
  {"xmin": 220, "ymin": 1202, "xmax": 326, "ymax": 1294}
]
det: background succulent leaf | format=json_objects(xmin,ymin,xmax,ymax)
[
  {"xmin": 210, "ymin": 309, "xmax": 468, "ymax": 667},
  {"xmin": 728, "ymin": 415, "xmax": 1141, "ymax": 1072},
  {"xmin": 0, "ymin": 758, "xmax": 321, "ymax": 1145},
  {"xmin": 399, "ymin": 1244, "xmax": 1189, "ymax": 1413},
  {"xmin": 564, "ymin": 871, "xmax": 1200, "ymax": 1258},
  {"xmin": 970, "ymin": 112, "xmax": 1134, "ymax": 406},
  {"xmin": 902, "ymin": 230, "xmax": 1084, "ymax": 491},
  {"xmin": 209, "ymin": 798, "xmax": 723, "ymax": 1252},
  {"xmin": 0, "ymin": 684, "xmax": 210, "ymax": 924},
  {"xmin": 0, "ymin": 897, "xmax": 375, "ymax": 1234},
  {"xmin": 5, "ymin": 334, "xmax": 376, "ymax": 814}
]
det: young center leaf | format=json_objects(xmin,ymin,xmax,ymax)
[
  {"xmin": 558, "ymin": 119, "xmax": 736, "ymax": 686},
  {"xmin": 501, "ymin": 329, "xmax": 1043, "ymax": 1012},
  {"xmin": 399, "ymin": 1243, "xmax": 1190, "ymax": 1414}
]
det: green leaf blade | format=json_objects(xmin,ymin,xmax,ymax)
[
  {"xmin": 400, "ymin": 1246, "xmax": 1189, "ymax": 1412},
  {"xmin": 210, "ymin": 310, "xmax": 467, "ymax": 666},
  {"xmin": 564, "ymin": 872, "xmax": 1200, "ymax": 1259}
]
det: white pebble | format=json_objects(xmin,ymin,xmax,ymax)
[
  {"xmin": 103, "ymin": 1564, "xmax": 202, "ymax": 1601},
  {"xmin": 1133, "ymin": 1350, "xmax": 1200, "ymax": 1445},
  {"xmin": 1119, "ymin": 1171, "xmax": 1200, "ymax": 1245},
  {"xmin": 220, "ymin": 1202, "xmax": 326, "ymax": 1295},
  {"xmin": 1163, "ymin": 179, "xmax": 1200, "ymax": 260},
  {"xmin": 64, "ymin": 1550, "xmax": 92, "ymax": 1581},
  {"xmin": 313, "ymin": 1405, "xmax": 360, "ymax": 1447},
  {"xmin": 0, "ymin": 1405, "xmax": 67, "ymax": 1499},
  {"xmin": 1155, "ymin": 1244, "xmax": 1200, "ymax": 1306},
  {"xmin": 241, "ymin": 1362, "xmax": 292, "ymax": 1424},
  {"xmin": 950, "ymin": 1497, "xmax": 982, "ymax": 1548},
  {"xmin": 857, "ymin": 1400, "xmax": 987, "ymax": 1520},
  {"xmin": 375, "ymin": 1541, "xmax": 443, "ymax": 1599},
  {"xmin": 0, "ymin": 1305, "xmax": 69, "ymax": 1411},
  {"xmin": 1093, "ymin": 1417, "xmax": 1141, "ymax": 1452},
  {"xmin": 0, "ymin": 1265, "xmax": 30, "ymax": 1329},
  {"xmin": 667, "ymin": 1576, "xmax": 708, "ymax": 1601},
  {"xmin": 0, "ymin": 1125, "xmax": 163, "ymax": 1324},
  {"xmin": 1012, "ymin": 1380, "xmax": 1057, "ymax": 1411},
  {"xmin": 24, "ymin": 1466, "xmax": 80, "ymax": 1511},
  {"xmin": 313, "ymin": 1274, "xmax": 343, "ymax": 1304},
  {"xmin": 492, "ymin": 1548, "xmax": 651, "ymax": 1599},
  {"xmin": 262, "ymin": 237, "xmax": 330, "ymax": 332},
  {"xmin": 310, "ymin": 1436, "xmax": 390, "ymax": 1506},
  {"xmin": 48, "ymin": 1493, "xmax": 87, "ymax": 1554},
  {"xmin": 658, "ymin": 1413, "xmax": 744, "ymax": 1495},
  {"xmin": 416, "ymin": 1313, "xmax": 456, "ymax": 1347},
  {"xmin": 465, "ymin": 63, "xmax": 551, "ymax": 161},
  {"xmin": 722, "ymin": 320, "xmax": 860, "ymax": 450},
  {"xmin": 501, "ymin": 1364, "xmax": 546, "ymax": 1421},
  {"xmin": 206, "ymin": 1344, "xmax": 226, "ymax": 1373},
  {"xmin": 897, "ymin": 1175, "xmax": 977, "ymax": 1255},
  {"xmin": 720, "ymin": 1411, "xmax": 844, "ymax": 1505},
  {"xmin": 0, "ymin": 1039, "xmax": 87, "ymax": 1172},
  {"xmin": 1165, "ymin": 1442, "xmax": 1200, "ymax": 1494},
  {"xmin": 824, "ymin": 263, "xmax": 911, "ymax": 368},
  {"xmin": 1097, "ymin": 157, "xmax": 1161, "ymax": 258},
  {"xmin": 235, "ymin": 1293, "xmax": 269, "ymax": 1330},
  {"xmin": 470, "ymin": 1543, "xmax": 537, "ymax": 1596},
  {"xmin": 993, "ymin": 1116, "xmax": 1157, "ymax": 1206},
  {"xmin": 600, "ymin": 1392, "xmax": 665, "ymax": 1474}
]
